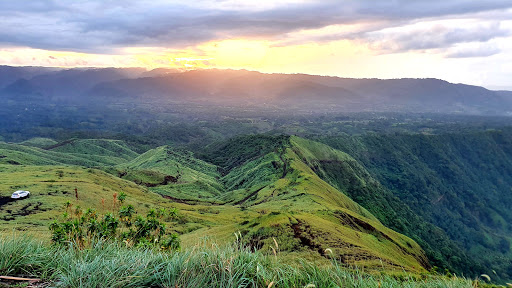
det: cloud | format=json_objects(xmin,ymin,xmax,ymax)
[
  {"xmin": 445, "ymin": 43, "xmax": 502, "ymax": 58},
  {"xmin": 0, "ymin": 0, "xmax": 511, "ymax": 53},
  {"xmin": 366, "ymin": 20, "xmax": 511, "ymax": 53}
]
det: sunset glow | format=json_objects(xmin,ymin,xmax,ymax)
[{"xmin": 1, "ymin": 1, "xmax": 511, "ymax": 89}]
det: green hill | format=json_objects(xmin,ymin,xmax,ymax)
[
  {"xmin": 115, "ymin": 146, "xmax": 223, "ymax": 200},
  {"xmin": 0, "ymin": 136, "xmax": 432, "ymax": 272},
  {"xmin": 20, "ymin": 137, "xmax": 58, "ymax": 148},
  {"xmin": 47, "ymin": 138, "xmax": 139, "ymax": 160},
  {"xmin": 194, "ymin": 135, "xmax": 429, "ymax": 271},
  {"xmin": 289, "ymin": 136, "xmax": 473, "ymax": 275},
  {"xmin": 0, "ymin": 139, "xmax": 138, "ymax": 166}
]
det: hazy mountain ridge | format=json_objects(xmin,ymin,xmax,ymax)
[
  {"xmin": 1, "ymin": 66, "xmax": 511, "ymax": 115},
  {"xmin": 0, "ymin": 65, "xmax": 61, "ymax": 89},
  {"xmin": 2, "ymin": 67, "xmax": 145, "ymax": 101}
]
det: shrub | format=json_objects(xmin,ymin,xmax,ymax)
[{"xmin": 49, "ymin": 194, "xmax": 180, "ymax": 251}]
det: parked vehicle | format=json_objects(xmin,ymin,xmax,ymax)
[{"xmin": 11, "ymin": 190, "xmax": 30, "ymax": 199}]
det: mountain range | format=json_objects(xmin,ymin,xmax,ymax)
[{"xmin": 1, "ymin": 66, "xmax": 511, "ymax": 115}]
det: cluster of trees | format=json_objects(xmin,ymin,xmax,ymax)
[{"xmin": 49, "ymin": 193, "xmax": 180, "ymax": 251}]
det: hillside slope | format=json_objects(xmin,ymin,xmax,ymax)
[
  {"xmin": 0, "ymin": 136, "xmax": 431, "ymax": 272},
  {"xmin": 115, "ymin": 146, "xmax": 224, "ymax": 200},
  {"xmin": 319, "ymin": 130, "xmax": 512, "ymax": 281},
  {"xmin": 0, "ymin": 139, "xmax": 139, "ymax": 166},
  {"xmin": 196, "ymin": 135, "xmax": 429, "ymax": 270}
]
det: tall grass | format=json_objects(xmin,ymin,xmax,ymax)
[{"xmin": 0, "ymin": 235, "xmax": 474, "ymax": 288}]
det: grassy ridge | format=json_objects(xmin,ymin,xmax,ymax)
[
  {"xmin": 116, "ymin": 145, "xmax": 223, "ymax": 200},
  {"xmin": 0, "ymin": 139, "xmax": 138, "ymax": 166},
  {"xmin": 195, "ymin": 135, "xmax": 429, "ymax": 271},
  {"xmin": 47, "ymin": 139, "xmax": 139, "ymax": 160},
  {"xmin": 2, "ymin": 134, "xmax": 484, "ymax": 275},
  {"xmin": 295, "ymin": 136, "xmax": 476, "ymax": 274},
  {"xmin": 20, "ymin": 137, "xmax": 58, "ymax": 148},
  {"xmin": 0, "ymin": 235, "xmax": 474, "ymax": 288}
]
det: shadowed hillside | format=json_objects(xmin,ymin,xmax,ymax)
[{"xmin": 319, "ymin": 129, "xmax": 512, "ymax": 281}]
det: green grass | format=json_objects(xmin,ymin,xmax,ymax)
[
  {"xmin": 3, "ymin": 135, "xmax": 499, "ymax": 279},
  {"xmin": 0, "ymin": 134, "xmax": 434, "ymax": 272},
  {"xmin": 20, "ymin": 137, "xmax": 58, "ymax": 148},
  {"xmin": 48, "ymin": 139, "xmax": 139, "ymax": 161},
  {"xmin": 318, "ymin": 131, "xmax": 512, "ymax": 280},
  {"xmin": 0, "ymin": 165, "xmax": 255, "ymax": 241},
  {"xmin": 0, "ymin": 235, "xmax": 474, "ymax": 288},
  {"xmin": 0, "ymin": 139, "xmax": 137, "ymax": 166},
  {"xmin": 116, "ymin": 146, "xmax": 223, "ymax": 200}
]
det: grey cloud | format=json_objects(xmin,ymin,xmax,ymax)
[
  {"xmin": 368, "ymin": 22, "xmax": 511, "ymax": 53},
  {"xmin": 0, "ymin": 0, "xmax": 511, "ymax": 53},
  {"xmin": 446, "ymin": 45, "xmax": 502, "ymax": 58},
  {"xmin": 0, "ymin": 0, "xmax": 64, "ymax": 12}
]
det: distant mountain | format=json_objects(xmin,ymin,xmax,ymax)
[
  {"xmin": 139, "ymin": 67, "xmax": 183, "ymax": 78},
  {"xmin": 86, "ymin": 69, "xmax": 510, "ymax": 114},
  {"xmin": 1, "ymin": 67, "xmax": 145, "ymax": 102},
  {"xmin": 1, "ymin": 66, "xmax": 512, "ymax": 115},
  {"xmin": 0, "ymin": 65, "xmax": 60, "ymax": 89},
  {"xmin": 497, "ymin": 91, "xmax": 512, "ymax": 108}
]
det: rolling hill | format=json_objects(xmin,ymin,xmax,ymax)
[
  {"xmin": 2, "ymin": 132, "xmax": 512, "ymax": 281},
  {"xmin": 0, "ymin": 139, "xmax": 139, "ymax": 166},
  {"xmin": 0, "ymin": 135, "xmax": 432, "ymax": 273}
]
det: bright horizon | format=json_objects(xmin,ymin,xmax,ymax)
[{"xmin": 1, "ymin": 1, "xmax": 512, "ymax": 90}]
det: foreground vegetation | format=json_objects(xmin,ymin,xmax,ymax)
[{"xmin": 0, "ymin": 235, "xmax": 475, "ymax": 288}]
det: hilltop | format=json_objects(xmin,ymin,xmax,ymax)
[{"xmin": 0, "ymin": 135, "xmax": 430, "ymax": 272}]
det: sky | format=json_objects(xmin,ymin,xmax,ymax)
[{"xmin": 1, "ymin": 0, "xmax": 512, "ymax": 89}]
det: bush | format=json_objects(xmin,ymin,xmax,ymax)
[{"xmin": 49, "ymin": 194, "xmax": 180, "ymax": 251}]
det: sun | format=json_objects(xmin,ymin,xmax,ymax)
[{"xmin": 199, "ymin": 39, "xmax": 270, "ymax": 68}]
